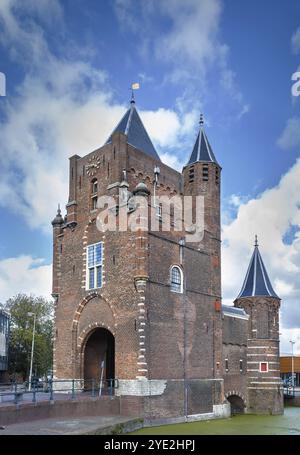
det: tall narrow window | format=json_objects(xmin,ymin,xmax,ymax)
[
  {"xmin": 240, "ymin": 359, "xmax": 243, "ymax": 373},
  {"xmin": 170, "ymin": 265, "xmax": 183, "ymax": 293},
  {"xmin": 91, "ymin": 179, "xmax": 98, "ymax": 211},
  {"xmin": 156, "ymin": 203, "xmax": 162, "ymax": 219},
  {"xmin": 189, "ymin": 166, "xmax": 194, "ymax": 183},
  {"xmin": 202, "ymin": 165, "xmax": 209, "ymax": 181},
  {"xmin": 225, "ymin": 358, "xmax": 229, "ymax": 372},
  {"xmin": 87, "ymin": 242, "xmax": 103, "ymax": 290}
]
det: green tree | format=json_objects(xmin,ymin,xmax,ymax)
[{"xmin": 4, "ymin": 294, "xmax": 53, "ymax": 381}]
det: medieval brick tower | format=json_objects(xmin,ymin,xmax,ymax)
[
  {"xmin": 52, "ymin": 96, "xmax": 283, "ymax": 420},
  {"xmin": 234, "ymin": 237, "xmax": 283, "ymax": 414},
  {"xmin": 52, "ymin": 99, "xmax": 228, "ymax": 420}
]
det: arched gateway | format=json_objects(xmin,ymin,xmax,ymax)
[
  {"xmin": 83, "ymin": 328, "xmax": 115, "ymax": 385},
  {"xmin": 226, "ymin": 394, "xmax": 246, "ymax": 415}
]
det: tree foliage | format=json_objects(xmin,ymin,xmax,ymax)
[{"xmin": 4, "ymin": 294, "xmax": 53, "ymax": 380}]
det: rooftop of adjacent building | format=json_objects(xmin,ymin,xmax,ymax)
[
  {"xmin": 236, "ymin": 236, "xmax": 280, "ymax": 300},
  {"xmin": 222, "ymin": 304, "xmax": 249, "ymax": 320}
]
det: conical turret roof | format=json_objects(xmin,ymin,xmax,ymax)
[
  {"xmin": 187, "ymin": 115, "xmax": 218, "ymax": 166},
  {"xmin": 105, "ymin": 100, "xmax": 160, "ymax": 161},
  {"xmin": 236, "ymin": 237, "xmax": 279, "ymax": 299}
]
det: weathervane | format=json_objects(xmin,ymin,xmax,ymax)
[
  {"xmin": 254, "ymin": 235, "xmax": 259, "ymax": 247},
  {"xmin": 130, "ymin": 82, "xmax": 140, "ymax": 104},
  {"xmin": 199, "ymin": 113, "xmax": 204, "ymax": 126}
]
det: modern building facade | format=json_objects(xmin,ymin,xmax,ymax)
[
  {"xmin": 52, "ymin": 98, "xmax": 283, "ymax": 420},
  {"xmin": 280, "ymin": 356, "xmax": 300, "ymax": 386}
]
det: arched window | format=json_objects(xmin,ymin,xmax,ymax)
[{"xmin": 170, "ymin": 265, "xmax": 183, "ymax": 293}]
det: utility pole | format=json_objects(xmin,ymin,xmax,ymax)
[
  {"xmin": 28, "ymin": 312, "xmax": 36, "ymax": 392},
  {"xmin": 290, "ymin": 340, "xmax": 296, "ymax": 388}
]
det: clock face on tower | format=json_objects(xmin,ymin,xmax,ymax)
[{"xmin": 86, "ymin": 155, "xmax": 101, "ymax": 176}]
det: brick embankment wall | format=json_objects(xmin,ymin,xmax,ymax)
[{"xmin": 0, "ymin": 396, "xmax": 124, "ymax": 426}]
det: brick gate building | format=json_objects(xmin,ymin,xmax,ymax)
[{"xmin": 52, "ymin": 97, "xmax": 283, "ymax": 420}]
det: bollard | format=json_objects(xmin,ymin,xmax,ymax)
[
  {"xmin": 72, "ymin": 379, "xmax": 75, "ymax": 400},
  {"xmin": 14, "ymin": 381, "xmax": 18, "ymax": 405},
  {"xmin": 49, "ymin": 378, "xmax": 54, "ymax": 402},
  {"xmin": 32, "ymin": 382, "xmax": 37, "ymax": 404}
]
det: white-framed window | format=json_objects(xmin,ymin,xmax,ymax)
[
  {"xmin": 170, "ymin": 265, "xmax": 183, "ymax": 293},
  {"xmin": 259, "ymin": 361, "xmax": 269, "ymax": 373},
  {"xmin": 86, "ymin": 242, "xmax": 103, "ymax": 290},
  {"xmin": 156, "ymin": 203, "xmax": 162, "ymax": 219}
]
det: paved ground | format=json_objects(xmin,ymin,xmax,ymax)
[{"xmin": 0, "ymin": 415, "xmax": 139, "ymax": 435}]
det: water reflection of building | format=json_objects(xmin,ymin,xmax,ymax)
[
  {"xmin": 0, "ymin": 309, "xmax": 10, "ymax": 382},
  {"xmin": 280, "ymin": 356, "xmax": 300, "ymax": 386}
]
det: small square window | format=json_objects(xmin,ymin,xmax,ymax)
[{"xmin": 260, "ymin": 362, "xmax": 268, "ymax": 372}]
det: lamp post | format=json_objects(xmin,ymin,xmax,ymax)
[
  {"xmin": 290, "ymin": 340, "xmax": 296, "ymax": 388},
  {"xmin": 28, "ymin": 312, "xmax": 36, "ymax": 392}
]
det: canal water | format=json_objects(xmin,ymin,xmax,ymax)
[{"xmin": 131, "ymin": 407, "xmax": 300, "ymax": 435}]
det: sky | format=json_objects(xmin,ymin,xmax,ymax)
[{"xmin": 0, "ymin": 0, "xmax": 300, "ymax": 354}]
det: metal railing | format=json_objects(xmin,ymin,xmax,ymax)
[{"xmin": 0, "ymin": 378, "xmax": 118, "ymax": 405}]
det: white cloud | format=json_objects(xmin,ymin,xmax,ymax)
[
  {"xmin": 0, "ymin": 0, "xmax": 192, "ymax": 232},
  {"xmin": 291, "ymin": 25, "xmax": 300, "ymax": 54},
  {"xmin": 156, "ymin": 0, "xmax": 222, "ymax": 73},
  {"xmin": 280, "ymin": 327, "xmax": 300, "ymax": 356},
  {"xmin": 160, "ymin": 152, "xmax": 184, "ymax": 171},
  {"xmin": 114, "ymin": 0, "xmax": 249, "ymax": 120},
  {"xmin": 0, "ymin": 256, "xmax": 52, "ymax": 302},
  {"xmin": 277, "ymin": 117, "xmax": 300, "ymax": 150},
  {"xmin": 222, "ymin": 158, "xmax": 300, "ymax": 354}
]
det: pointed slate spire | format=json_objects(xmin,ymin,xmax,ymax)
[
  {"xmin": 187, "ymin": 114, "xmax": 218, "ymax": 166},
  {"xmin": 236, "ymin": 236, "xmax": 279, "ymax": 299},
  {"xmin": 105, "ymin": 98, "xmax": 160, "ymax": 161}
]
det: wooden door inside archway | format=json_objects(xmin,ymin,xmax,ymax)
[{"xmin": 83, "ymin": 328, "xmax": 115, "ymax": 387}]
